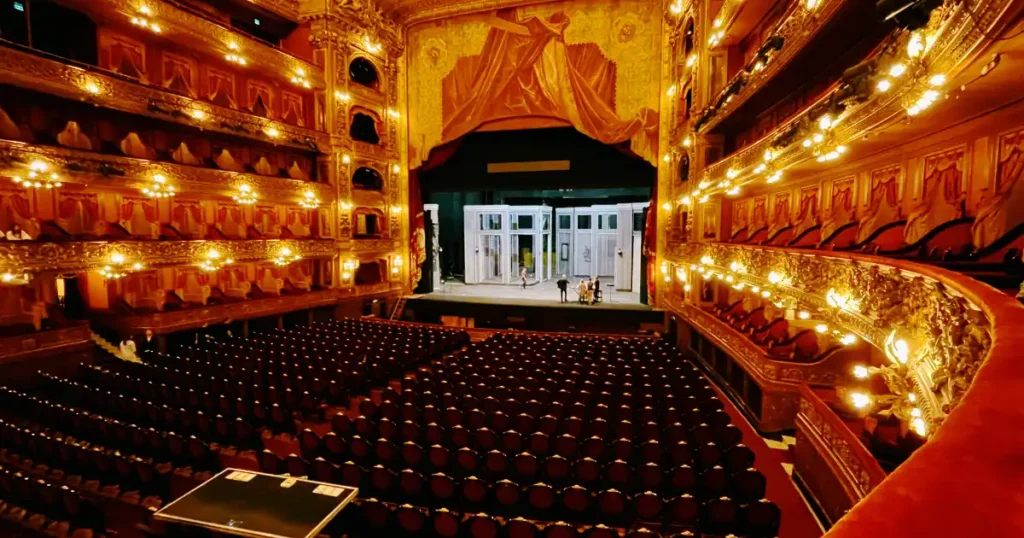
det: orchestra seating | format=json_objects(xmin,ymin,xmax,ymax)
[{"xmin": 0, "ymin": 320, "xmax": 781, "ymax": 538}]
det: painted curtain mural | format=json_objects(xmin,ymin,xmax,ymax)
[{"xmin": 407, "ymin": 0, "xmax": 662, "ymax": 168}]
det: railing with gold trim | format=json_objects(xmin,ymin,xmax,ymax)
[
  {"xmin": 0, "ymin": 240, "xmax": 340, "ymax": 273},
  {"xmin": 696, "ymin": 0, "xmax": 846, "ymax": 134},
  {"xmin": 0, "ymin": 141, "xmax": 335, "ymax": 201},
  {"xmin": 0, "ymin": 323, "xmax": 93, "ymax": 364},
  {"xmin": 0, "ymin": 45, "xmax": 330, "ymax": 152},
  {"xmin": 794, "ymin": 384, "xmax": 887, "ymax": 525},
  {"xmin": 698, "ymin": 0, "xmax": 1018, "ymax": 191},
  {"xmin": 668, "ymin": 297, "xmax": 854, "ymax": 430},
  {"xmin": 664, "ymin": 241, "xmax": 1024, "ymax": 537},
  {"xmin": 59, "ymin": 0, "xmax": 321, "ymax": 87}
]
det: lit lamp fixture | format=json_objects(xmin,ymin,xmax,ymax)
[
  {"xmin": 299, "ymin": 190, "xmax": 321, "ymax": 209},
  {"xmin": 225, "ymin": 43, "xmax": 248, "ymax": 66},
  {"xmin": 666, "ymin": 85, "xmax": 677, "ymax": 97},
  {"xmin": 797, "ymin": 310, "xmax": 811, "ymax": 320},
  {"xmin": 698, "ymin": 194, "xmax": 709, "ymax": 204},
  {"xmin": 364, "ymin": 36, "xmax": 382, "ymax": 54},
  {"xmin": 290, "ymin": 68, "xmax": 312, "ymax": 89},
  {"xmin": 334, "ymin": 91, "xmax": 351, "ymax": 102},
  {"xmin": 130, "ymin": 5, "xmax": 161, "ymax": 33},
  {"xmin": 726, "ymin": 186, "xmax": 741, "ymax": 196},
  {"xmin": 190, "ymin": 109, "xmax": 206, "ymax": 121},
  {"xmin": 13, "ymin": 160, "xmax": 63, "ymax": 189},
  {"xmin": 699, "ymin": 255, "xmax": 715, "ymax": 266},
  {"xmin": 84, "ymin": 80, "xmax": 102, "ymax": 95},
  {"xmin": 684, "ymin": 283, "xmax": 692, "ymax": 292},
  {"xmin": 342, "ymin": 258, "xmax": 359, "ymax": 281},
  {"xmin": 826, "ymin": 288, "xmax": 861, "ymax": 312},
  {"xmin": 766, "ymin": 170, "xmax": 783, "ymax": 183},
  {"xmin": 685, "ymin": 55, "xmax": 696, "ymax": 68},
  {"xmin": 339, "ymin": 200, "xmax": 353, "ymax": 211},
  {"xmin": 200, "ymin": 249, "xmax": 233, "ymax": 272},
  {"xmin": 342, "ymin": 154, "xmax": 352, "ymax": 164},
  {"xmin": 884, "ymin": 330, "xmax": 911, "ymax": 365},
  {"xmin": 840, "ymin": 333, "xmax": 858, "ymax": 346},
  {"xmin": 142, "ymin": 174, "xmax": 176, "ymax": 198},
  {"xmin": 679, "ymin": 196, "xmax": 692, "ymax": 206},
  {"xmin": 728, "ymin": 261, "xmax": 745, "ymax": 273},
  {"xmin": 265, "ymin": 127, "xmax": 280, "ymax": 138},
  {"xmin": 849, "ymin": 391, "xmax": 872, "ymax": 411},
  {"xmin": 669, "ymin": 1, "xmax": 682, "ymax": 15},
  {"xmin": 99, "ymin": 252, "xmax": 143, "ymax": 280},
  {"xmin": 682, "ymin": 135, "xmax": 693, "ymax": 147},
  {"xmin": 392, "ymin": 163, "xmax": 401, "ymax": 173},
  {"xmin": 233, "ymin": 184, "xmax": 258, "ymax": 204},
  {"xmin": 0, "ymin": 271, "xmax": 29, "ymax": 285},
  {"xmin": 273, "ymin": 247, "xmax": 302, "ymax": 266},
  {"xmin": 387, "ymin": 108, "xmax": 400, "ymax": 119},
  {"xmin": 392, "ymin": 255, "xmax": 403, "ymax": 275},
  {"xmin": 390, "ymin": 205, "xmax": 403, "ymax": 215}
]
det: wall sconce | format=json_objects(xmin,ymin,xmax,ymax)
[
  {"xmin": 299, "ymin": 190, "xmax": 321, "ymax": 209},
  {"xmin": 131, "ymin": 5, "xmax": 161, "ymax": 33},
  {"xmin": 142, "ymin": 174, "xmax": 176, "ymax": 198},
  {"xmin": 392, "ymin": 163, "xmax": 401, "ymax": 173},
  {"xmin": 264, "ymin": 127, "xmax": 280, "ymax": 138},
  {"xmin": 273, "ymin": 247, "xmax": 302, "ymax": 266},
  {"xmin": 13, "ymin": 160, "xmax": 63, "ymax": 189},
  {"xmin": 100, "ymin": 252, "xmax": 143, "ymax": 280},
  {"xmin": 335, "ymin": 91, "xmax": 351, "ymax": 102},
  {"xmin": 233, "ymin": 184, "xmax": 258, "ymax": 205},
  {"xmin": 290, "ymin": 68, "xmax": 312, "ymax": 89},
  {"xmin": 0, "ymin": 271, "xmax": 30, "ymax": 285},
  {"xmin": 83, "ymin": 80, "xmax": 102, "ymax": 96},
  {"xmin": 387, "ymin": 108, "xmax": 400, "ymax": 119},
  {"xmin": 390, "ymin": 206, "xmax": 402, "ymax": 215},
  {"xmin": 340, "ymin": 201, "xmax": 353, "ymax": 211},
  {"xmin": 343, "ymin": 258, "xmax": 359, "ymax": 281},
  {"xmin": 342, "ymin": 154, "xmax": 351, "ymax": 164},
  {"xmin": 392, "ymin": 255, "xmax": 403, "ymax": 274},
  {"xmin": 225, "ymin": 42, "xmax": 248, "ymax": 65},
  {"xmin": 200, "ymin": 249, "xmax": 233, "ymax": 272}
]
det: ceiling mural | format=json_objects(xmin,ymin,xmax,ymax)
[{"xmin": 407, "ymin": 0, "xmax": 662, "ymax": 168}]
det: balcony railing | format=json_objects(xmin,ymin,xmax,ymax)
[
  {"xmin": 661, "ymin": 240, "xmax": 1024, "ymax": 538},
  {"xmin": 0, "ymin": 44, "xmax": 330, "ymax": 152},
  {"xmin": 0, "ymin": 140, "xmax": 335, "ymax": 202}
]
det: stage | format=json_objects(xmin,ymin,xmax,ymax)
[
  {"xmin": 424, "ymin": 280, "xmax": 646, "ymax": 310},
  {"xmin": 407, "ymin": 281, "xmax": 660, "ymax": 333}
]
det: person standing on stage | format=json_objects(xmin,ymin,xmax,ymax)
[
  {"xmin": 578, "ymin": 279, "xmax": 587, "ymax": 304},
  {"xmin": 593, "ymin": 276, "xmax": 601, "ymax": 303},
  {"xmin": 557, "ymin": 275, "xmax": 569, "ymax": 302},
  {"xmin": 521, "ymin": 266, "xmax": 528, "ymax": 289}
]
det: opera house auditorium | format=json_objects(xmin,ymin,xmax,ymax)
[{"xmin": 0, "ymin": 0, "xmax": 1022, "ymax": 537}]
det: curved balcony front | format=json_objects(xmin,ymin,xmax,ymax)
[{"xmin": 662, "ymin": 241, "xmax": 1024, "ymax": 538}]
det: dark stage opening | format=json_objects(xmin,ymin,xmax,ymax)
[{"xmin": 417, "ymin": 127, "xmax": 655, "ymax": 304}]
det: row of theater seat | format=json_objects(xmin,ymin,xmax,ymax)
[
  {"xmin": 709, "ymin": 302, "xmax": 838, "ymax": 362},
  {"xmin": 253, "ymin": 332, "xmax": 781, "ymax": 536},
  {"xmin": 0, "ymin": 463, "xmax": 103, "ymax": 538}
]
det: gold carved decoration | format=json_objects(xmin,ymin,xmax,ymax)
[
  {"xmin": 0, "ymin": 240, "xmax": 339, "ymax": 273},
  {"xmin": 0, "ymin": 47, "xmax": 330, "ymax": 152},
  {"xmin": 0, "ymin": 141, "xmax": 335, "ymax": 202},
  {"xmin": 666, "ymin": 243, "xmax": 993, "ymax": 429}
]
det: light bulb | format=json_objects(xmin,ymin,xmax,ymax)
[
  {"xmin": 850, "ymin": 392, "xmax": 871, "ymax": 409},
  {"xmin": 797, "ymin": 311, "xmax": 810, "ymax": 320},
  {"xmin": 853, "ymin": 365, "xmax": 869, "ymax": 379}
]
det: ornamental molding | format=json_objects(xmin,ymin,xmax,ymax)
[
  {"xmin": 0, "ymin": 142, "xmax": 336, "ymax": 201},
  {"xmin": 669, "ymin": 298, "xmax": 844, "ymax": 387},
  {"xmin": 0, "ymin": 240, "xmax": 340, "ymax": 273},
  {"xmin": 109, "ymin": 288, "xmax": 358, "ymax": 334},
  {"xmin": 0, "ymin": 47, "xmax": 331, "ymax": 153},
  {"xmin": 697, "ymin": 0, "xmax": 1011, "ymax": 189},
  {"xmin": 696, "ymin": 0, "xmax": 845, "ymax": 134},
  {"xmin": 251, "ymin": 0, "xmax": 301, "ymax": 22},
  {"xmin": 796, "ymin": 387, "xmax": 887, "ymax": 498},
  {"xmin": 665, "ymin": 243, "xmax": 993, "ymax": 428},
  {"xmin": 60, "ymin": 0, "xmax": 322, "ymax": 87}
]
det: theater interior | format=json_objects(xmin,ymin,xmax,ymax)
[{"xmin": 0, "ymin": 0, "xmax": 1022, "ymax": 537}]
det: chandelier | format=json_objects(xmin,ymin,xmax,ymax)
[
  {"xmin": 142, "ymin": 174, "xmax": 176, "ymax": 198},
  {"xmin": 99, "ymin": 252, "xmax": 143, "ymax": 280},
  {"xmin": 233, "ymin": 184, "xmax": 258, "ymax": 205},
  {"xmin": 299, "ymin": 190, "xmax": 320, "ymax": 209},
  {"xmin": 200, "ymin": 249, "xmax": 234, "ymax": 272},
  {"xmin": 13, "ymin": 160, "xmax": 63, "ymax": 189},
  {"xmin": 1, "ymin": 271, "xmax": 30, "ymax": 285},
  {"xmin": 273, "ymin": 247, "xmax": 302, "ymax": 267}
]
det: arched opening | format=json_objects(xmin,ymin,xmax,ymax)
[
  {"xmin": 349, "ymin": 57, "xmax": 380, "ymax": 89},
  {"xmin": 352, "ymin": 167, "xmax": 383, "ymax": 191},
  {"xmin": 30, "ymin": 1, "xmax": 98, "ymax": 65},
  {"xmin": 684, "ymin": 88, "xmax": 693, "ymax": 119},
  {"xmin": 684, "ymin": 18, "xmax": 695, "ymax": 57},
  {"xmin": 679, "ymin": 151, "xmax": 690, "ymax": 183},
  {"xmin": 350, "ymin": 113, "xmax": 380, "ymax": 144},
  {"xmin": 355, "ymin": 260, "xmax": 383, "ymax": 285}
]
